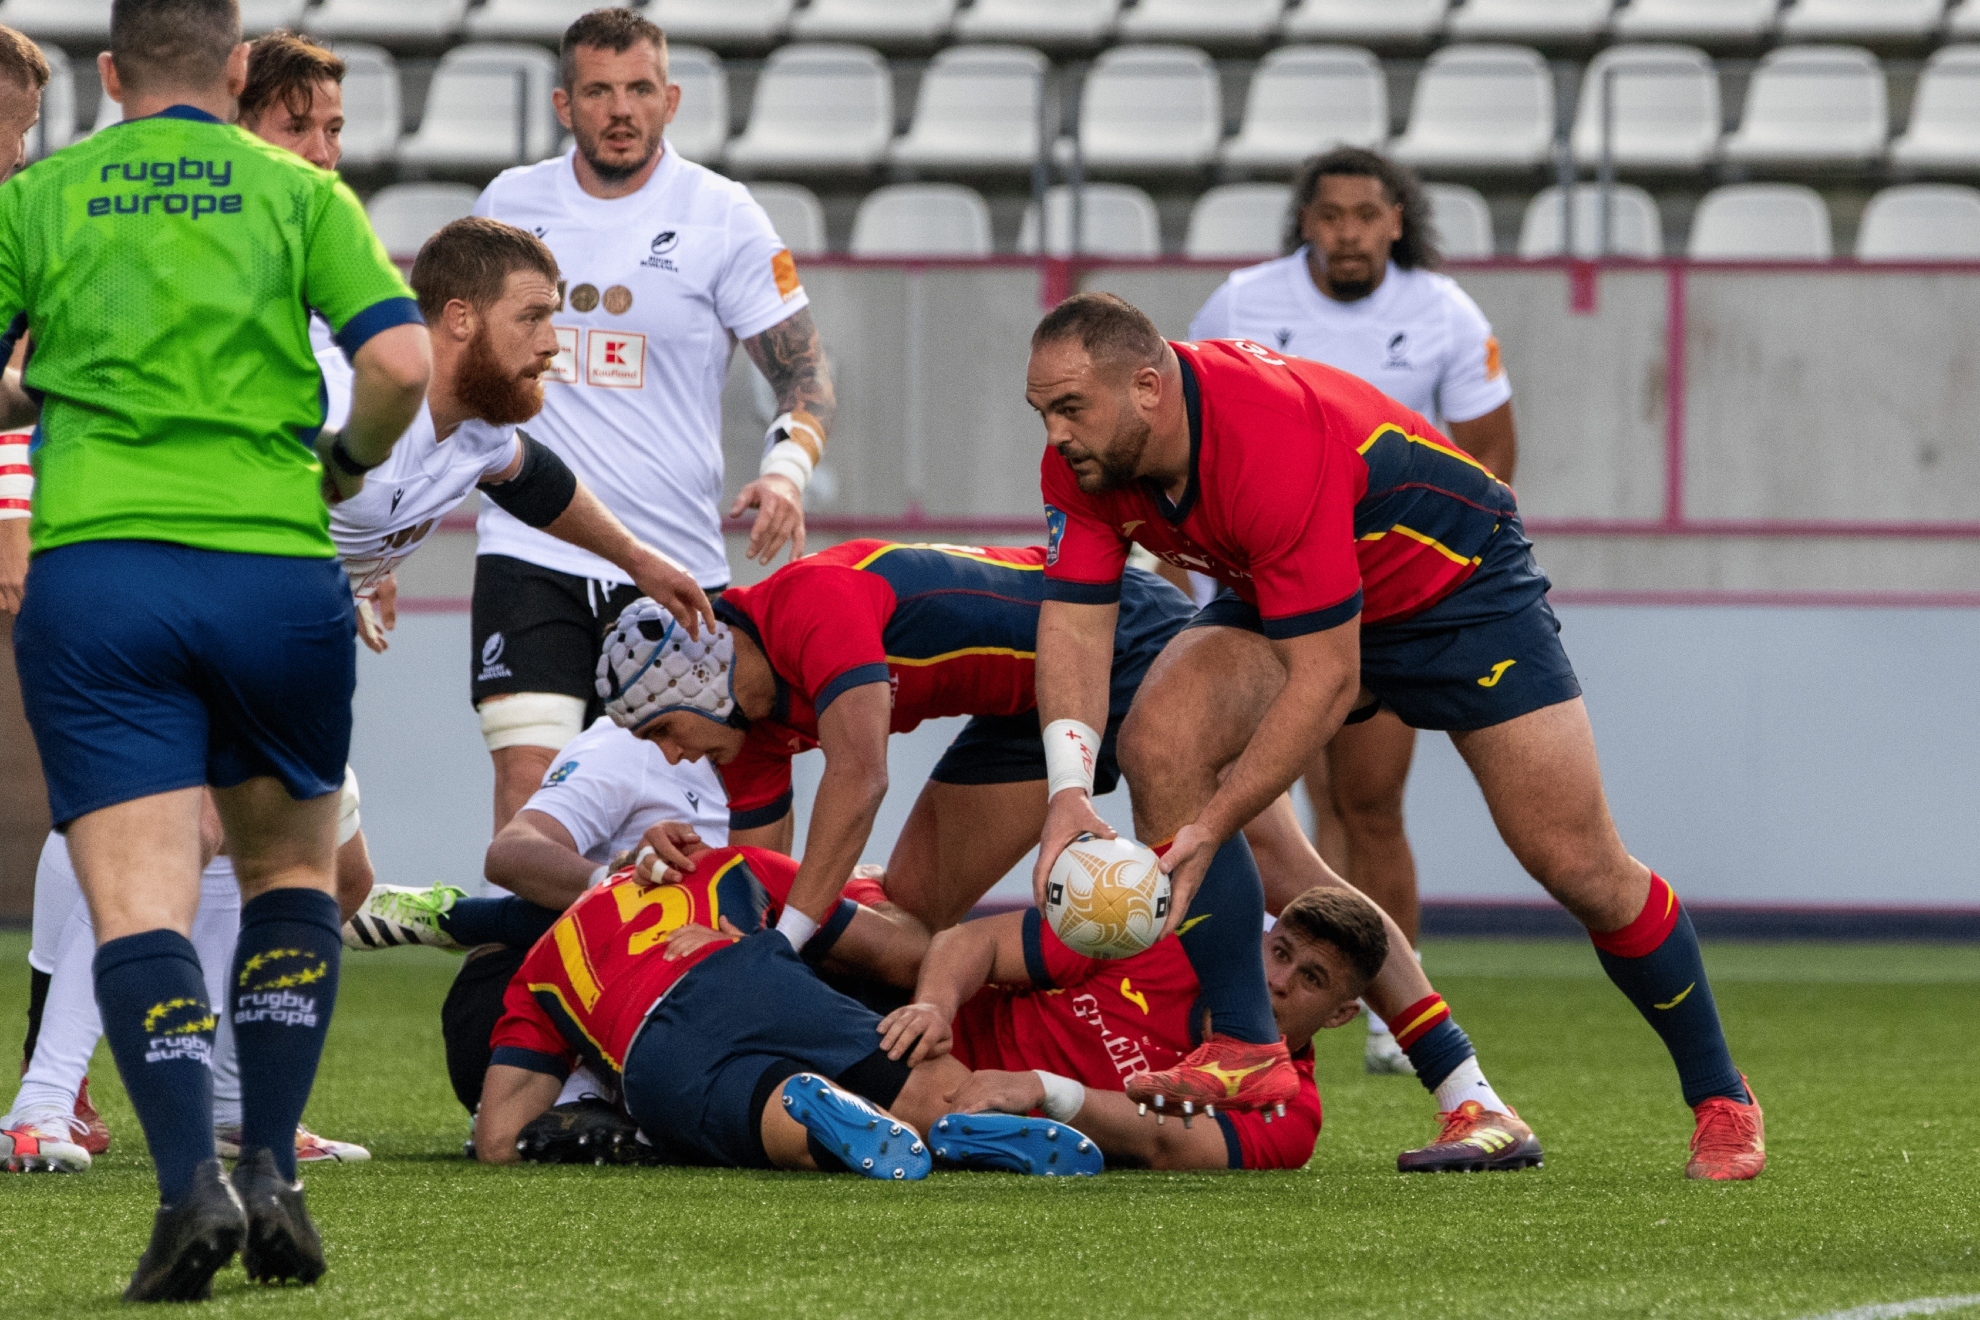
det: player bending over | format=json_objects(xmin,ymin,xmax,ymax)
[{"xmin": 1026, "ymin": 292, "xmax": 1763, "ymax": 1180}]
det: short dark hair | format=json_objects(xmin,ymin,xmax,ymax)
[
  {"xmin": 239, "ymin": 32, "xmax": 344, "ymax": 126},
  {"xmin": 411, "ymin": 218, "xmax": 561, "ymax": 321},
  {"xmin": 1285, "ymin": 146, "xmax": 1441, "ymax": 270},
  {"xmin": 1031, "ymin": 292, "xmax": 1167, "ymax": 372},
  {"xmin": 1276, "ymin": 887, "xmax": 1390, "ymax": 986},
  {"xmin": 111, "ymin": 0, "xmax": 240, "ymax": 96},
  {"xmin": 0, "ymin": 26, "xmax": 50, "ymax": 94},
  {"xmin": 560, "ymin": 7, "xmax": 667, "ymax": 91}
]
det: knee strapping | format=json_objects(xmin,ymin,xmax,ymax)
[{"xmin": 478, "ymin": 693, "xmax": 586, "ymax": 753}]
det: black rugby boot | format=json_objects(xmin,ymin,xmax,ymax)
[
  {"xmin": 230, "ymin": 1147, "xmax": 326, "ymax": 1286},
  {"xmin": 124, "ymin": 1158, "xmax": 246, "ymax": 1302}
]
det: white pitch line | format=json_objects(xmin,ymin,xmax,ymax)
[{"xmin": 1800, "ymin": 1296, "xmax": 1980, "ymax": 1320}]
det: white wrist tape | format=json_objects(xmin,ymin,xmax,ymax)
[
  {"xmin": 0, "ymin": 433, "xmax": 31, "ymax": 520},
  {"xmin": 1042, "ymin": 719, "xmax": 1101, "ymax": 798},
  {"xmin": 1036, "ymin": 1070, "xmax": 1086, "ymax": 1122},
  {"xmin": 760, "ymin": 411, "xmax": 823, "ymax": 494},
  {"xmin": 775, "ymin": 907, "xmax": 819, "ymax": 951},
  {"xmin": 590, "ymin": 864, "xmax": 610, "ymax": 889}
]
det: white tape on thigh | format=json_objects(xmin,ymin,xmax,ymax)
[
  {"xmin": 478, "ymin": 692, "xmax": 587, "ymax": 753},
  {"xmin": 336, "ymin": 764, "xmax": 362, "ymax": 847}
]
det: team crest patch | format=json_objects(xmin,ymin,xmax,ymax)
[
  {"xmin": 546, "ymin": 760, "xmax": 579, "ymax": 785},
  {"xmin": 1044, "ymin": 505, "xmax": 1068, "ymax": 566}
]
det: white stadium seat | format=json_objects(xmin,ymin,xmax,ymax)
[
  {"xmin": 789, "ymin": 0, "xmax": 956, "ymax": 46},
  {"xmin": 1780, "ymin": 0, "xmax": 1944, "ymax": 42},
  {"xmin": 1447, "ymin": 0, "xmax": 1612, "ymax": 43},
  {"xmin": 1184, "ymin": 183, "xmax": 1290, "ymax": 258},
  {"xmin": 333, "ymin": 44, "xmax": 404, "ymax": 169},
  {"xmin": 310, "ymin": 0, "xmax": 470, "ymax": 43},
  {"xmin": 1077, "ymin": 44, "xmax": 1224, "ymax": 174},
  {"xmin": 649, "ymin": 0, "xmax": 796, "ymax": 48},
  {"xmin": 1517, "ymin": 183, "xmax": 1664, "ymax": 258},
  {"xmin": 1390, "ymin": 44, "xmax": 1555, "ymax": 172},
  {"xmin": 952, "ymin": 0, "xmax": 1120, "ymax": 49},
  {"xmin": 1610, "ymin": 0, "xmax": 1779, "ymax": 44},
  {"xmin": 240, "ymin": 0, "xmax": 312, "ymax": 35},
  {"xmin": 28, "ymin": 45, "xmax": 72, "ymax": 161},
  {"xmin": 1570, "ymin": 44, "xmax": 1721, "ymax": 171},
  {"xmin": 726, "ymin": 43, "xmax": 892, "ymax": 173},
  {"xmin": 1954, "ymin": 0, "xmax": 1980, "ymax": 37},
  {"xmin": 0, "ymin": 0, "xmax": 111, "ymax": 43},
  {"xmin": 1220, "ymin": 45, "xmax": 1388, "ymax": 172},
  {"xmin": 398, "ymin": 43, "xmax": 561, "ymax": 169},
  {"xmin": 365, "ymin": 183, "xmax": 479, "ymax": 261},
  {"xmin": 1426, "ymin": 182, "xmax": 1496, "ymax": 257},
  {"xmin": 467, "ymin": 0, "xmax": 613, "ymax": 41},
  {"xmin": 1116, "ymin": 0, "xmax": 1284, "ymax": 46},
  {"xmin": 746, "ymin": 182, "xmax": 829, "ymax": 255},
  {"xmin": 889, "ymin": 45, "xmax": 1047, "ymax": 172},
  {"xmin": 1855, "ymin": 185, "xmax": 1980, "ymax": 260},
  {"xmin": 660, "ymin": 46, "xmax": 729, "ymax": 165},
  {"xmin": 1018, "ymin": 184, "xmax": 1163, "ymax": 257},
  {"xmin": 1687, "ymin": 183, "xmax": 1832, "ymax": 259},
  {"xmin": 1891, "ymin": 45, "xmax": 1980, "ymax": 172},
  {"xmin": 849, "ymin": 183, "xmax": 993, "ymax": 257},
  {"xmin": 1721, "ymin": 45, "xmax": 1888, "ymax": 167},
  {"xmin": 1281, "ymin": 0, "xmax": 1448, "ymax": 44}
]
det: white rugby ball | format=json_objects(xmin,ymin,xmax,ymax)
[{"xmin": 1045, "ymin": 833, "xmax": 1170, "ymax": 960}]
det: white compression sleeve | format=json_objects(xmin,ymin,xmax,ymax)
[
  {"xmin": 8, "ymin": 902, "xmax": 103, "ymax": 1120},
  {"xmin": 194, "ymin": 860, "xmax": 244, "ymax": 1127},
  {"xmin": 28, "ymin": 832, "xmax": 83, "ymax": 975}
]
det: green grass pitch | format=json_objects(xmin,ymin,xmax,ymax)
[{"xmin": 0, "ymin": 932, "xmax": 1975, "ymax": 1319}]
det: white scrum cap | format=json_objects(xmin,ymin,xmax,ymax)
[{"xmin": 597, "ymin": 597, "xmax": 737, "ymax": 732}]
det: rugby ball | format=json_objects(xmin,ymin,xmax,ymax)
[{"xmin": 1045, "ymin": 834, "xmax": 1170, "ymax": 960}]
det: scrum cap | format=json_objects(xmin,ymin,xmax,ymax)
[{"xmin": 597, "ymin": 598, "xmax": 737, "ymax": 731}]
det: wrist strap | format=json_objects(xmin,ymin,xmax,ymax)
[
  {"xmin": 325, "ymin": 432, "xmax": 378, "ymax": 476},
  {"xmin": 1035, "ymin": 1070, "xmax": 1086, "ymax": 1122},
  {"xmin": 775, "ymin": 906, "xmax": 820, "ymax": 951},
  {"xmin": 1043, "ymin": 719, "xmax": 1101, "ymax": 798}
]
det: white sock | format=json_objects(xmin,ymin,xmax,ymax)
[
  {"xmin": 1432, "ymin": 1057, "xmax": 1511, "ymax": 1116},
  {"xmin": 8, "ymin": 900, "xmax": 103, "ymax": 1120},
  {"xmin": 557, "ymin": 1066, "xmax": 609, "ymax": 1107},
  {"xmin": 193, "ymin": 859, "xmax": 244, "ymax": 1129}
]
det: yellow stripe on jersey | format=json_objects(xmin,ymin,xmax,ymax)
[
  {"xmin": 883, "ymin": 645, "xmax": 1036, "ymax": 667},
  {"xmin": 850, "ymin": 542, "xmax": 1046, "ymax": 573},
  {"xmin": 1357, "ymin": 423, "xmax": 1502, "ymax": 481},
  {"xmin": 1393, "ymin": 997, "xmax": 1449, "ymax": 1042},
  {"xmin": 552, "ymin": 920, "xmax": 603, "ymax": 1011},
  {"xmin": 1358, "ymin": 524, "xmax": 1482, "ymax": 567},
  {"xmin": 526, "ymin": 980, "xmax": 622, "ymax": 1071}
]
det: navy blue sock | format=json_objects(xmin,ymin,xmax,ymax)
[
  {"xmin": 231, "ymin": 888, "xmax": 343, "ymax": 1181},
  {"xmin": 1390, "ymin": 994, "xmax": 1476, "ymax": 1092},
  {"xmin": 1592, "ymin": 875, "xmax": 1748, "ymax": 1107},
  {"xmin": 1166, "ymin": 835, "xmax": 1278, "ymax": 1045},
  {"xmin": 93, "ymin": 930, "xmax": 217, "ymax": 1205},
  {"xmin": 439, "ymin": 896, "xmax": 563, "ymax": 950}
]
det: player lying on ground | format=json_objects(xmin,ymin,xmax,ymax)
[
  {"xmin": 472, "ymin": 840, "xmax": 1102, "ymax": 1178},
  {"xmin": 1026, "ymin": 292, "xmax": 1763, "ymax": 1180}
]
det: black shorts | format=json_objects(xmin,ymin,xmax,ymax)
[
  {"xmin": 470, "ymin": 555, "xmax": 653, "ymax": 717},
  {"xmin": 1186, "ymin": 520, "xmax": 1581, "ymax": 733}
]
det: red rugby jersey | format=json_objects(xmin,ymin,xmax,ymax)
[
  {"xmin": 949, "ymin": 912, "xmax": 1322, "ymax": 1171},
  {"xmin": 489, "ymin": 847, "xmax": 796, "ymax": 1085},
  {"xmin": 1041, "ymin": 338, "xmax": 1517, "ymax": 634}
]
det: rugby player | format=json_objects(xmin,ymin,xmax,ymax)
[
  {"xmin": 1026, "ymin": 292, "xmax": 1765, "ymax": 1180},
  {"xmin": 467, "ymin": 7, "xmax": 836, "ymax": 828},
  {"xmin": 0, "ymin": 23, "xmax": 47, "ymax": 611},
  {"xmin": 1190, "ymin": 148, "xmax": 1520, "ymax": 1074}
]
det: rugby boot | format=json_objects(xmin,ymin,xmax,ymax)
[
  {"xmin": 73, "ymin": 1075, "xmax": 111, "ymax": 1155},
  {"xmin": 231, "ymin": 1147, "xmax": 327, "ymax": 1286},
  {"xmin": 216, "ymin": 1122, "xmax": 370, "ymax": 1164},
  {"xmin": 931, "ymin": 1113, "xmax": 1103, "ymax": 1176},
  {"xmin": 1364, "ymin": 1027, "xmax": 1416, "ymax": 1077},
  {"xmin": 0, "ymin": 1114, "xmax": 93, "ymax": 1173},
  {"xmin": 1397, "ymin": 1101, "xmax": 1544, "ymax": 1173},
  {"xmin": 1124, "ymin": 1034, "xmax": 1298, "ymax": 1123},
  {"xmin": 124, "ymin": 1158, "xmax": 245, "ymax": 1302},
  {"xmin": 1686, "ymin": 1075, "xmax": 1766, "ymax": 1181},
  {"xmin": 515, "ymin": 1099, "xmax": 651, "ymax": 1166},
  {"xmin": 342, "ymin": 884, "xmax": 466, "ymax": 951},
  {"xmin": 781, "ymin": 1073, "xmax": 930, "ymax": 1181}
]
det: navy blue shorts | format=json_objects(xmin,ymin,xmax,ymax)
[
  {"xmin": 620, "ymin": 931, "xmax": 906, "ymax": 1169},
  {"xmin": 1186, "ymin": 521, "xmax": 1580, "ymax": 733},
  {"xmin": 930, "ymin": 566, "xmax": 1194, "ymax": 793},
  {"xmin": 15, "ymin": 540, "xmax": 356, "ymax": 826}
]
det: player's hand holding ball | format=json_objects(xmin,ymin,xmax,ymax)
[
  {"xmin": 1044, "ymin": 833, "xmax": 1170, "ymax": 959},
  {"xmin": 1031, "ymin": 787, "xmax": 1117, "ymax": 910},
  {"xmin": 1149, "ymin": 822, "xmax": 1218, "ymax": 942}
]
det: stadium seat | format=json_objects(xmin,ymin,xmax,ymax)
[
  {"xmin": 1426, "ymin": 181, "xmax": 1496, "ymax": 257},
  {"xmin": 1855, "ymin": 184, "xmax": 1980, "ymax": 260},
  {"xmin": 0, "ymin": 0, "xmax": 111, "ymax": 42},
  {"xmin": 746, "ymin": 182, "xmax": 828, "ymax": 255},
  {"xmin": 1720, "ymin": 45, "xmax": 1888, "ymax": 167},
  {"xmin": 1281, "ymin": 0, "xmax": 1448, "ymax": 44},
  {"xmin": 1220, "ymin": 45, "xmax": 1389, "ymax": 172},
  {"xmin": 1517, "ymin": 183, "xmax": 1664, "ymax": 258},
  {"xmin": 1687, "ymin": 183, "xmax": 1832, "ymax": 259},
  {"xmin": 309, "ymin": 0, "xmax": 470, "ymax": 43},
  {"xmin": 1953, "ymin": 0, "xmax": 1980, "ymax": 37},
  {"xmin": 849, "ymin": 183, "xmax": 993, "ymax": 257},
  {"xmin": 951, "ymin": 0, "xmax": 1120, "ymax": 49},
  {"xmin": 649, "ymin": 0, "xmax": 796, "ymax": 48},
  {"xmin": 726, "ymin": 43, "xmax": 892, "ymax": 173},
  {"xmin": 1610, "ymin": 0, "xmax": 1779, "ymax": 44},
  {"xmin": 789, "ymin": 0, "xmax": 956, "ymax": 46},
  {"xmin": 334, "ymin": 45, "xmax": 403, "ymax": 169},
  {"xmin": 365, "ymin": 183, "xmax": 479, "ymax": 261},
  {"xmin": 397, "ymin": 43, "xmax": 561, "ymax": 169},
  {"xmin": 1018, "ymin": 184, "xmax": 1163, "ymax": 257},
  {"xmin": 240, "ymin": 0, "xmax": 312, "ymax": 34},
  {"xmin": 1570, "ymin": 44, "xmax": 1721, "ymax": 171},
  {"xmin": 467, "ymin": 0, "xmax": 615, "ymax": 41},
  {"xmin": 1184, "ymin": 183, "xmax": 1291, "ymax": 258},
  {"xmin": 28, "ymin": 45, "xmax": 72, "ymax": 161},
  {"xmin": 1389, "ymin": 44, "xmax": 1555, "ymax": 172},
  {"xmin": 1890, "ymin": 45, "xmax": 1980, "ymax": 172},
  {"xmin": 889, "ymin": 44, "xmax": 1047, "ymax": 172},
  {"xmin": 1446, "ymin": 0, "xmax": 1612, "ymax": 43},
  {"xmin": 1115, "ymin": 0, "xmax": 1284, "ymax": 46},
  {"xmin": 1076, "ymin": 44, "xmax": 1223, "ymax": 175},
  {"xmin": 659, "ymin": 45, "xmax": 728, "ymax": 164},
  {"xmin": 1779, "ymin": 0, "xmax": 1944, "ymax": 42}
]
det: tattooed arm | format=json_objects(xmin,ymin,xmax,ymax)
[{"xmin": 734, "ymin": 307, "xmax": 835, "ymax": 564}]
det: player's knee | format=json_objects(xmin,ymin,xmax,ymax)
[
  {"xmin": 477, "ymin": 692, "xmax": 586, "ymax": 754},
  {"xmin": 1333, "ymin": 783, "xmax": 1407, "ymax": 834}
]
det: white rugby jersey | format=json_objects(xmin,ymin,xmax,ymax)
[
  {"xmin": 1189, "ymin": 251, "xmax": 1511, "ymax": 428},
  {"xmin": 330, "ymin": 406, "xmax": 519, "ymax": 596},
  {"xmin": 470, "ymin": 145, "xmax": 810, "ymax": 590},
  {"xmin": 311, "ymin": 315, "xmax": 354, "ymax": 432},
  {"xmin": 522, "ymin": 716, "xmax": 728, "ymax": 866}
]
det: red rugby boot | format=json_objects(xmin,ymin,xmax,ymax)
[
  {"xmin": 1397, "ymin": 1101, "xmax": 1543, "ymax": 1173},
  {"xmin": 73, "ymin": 1076, "xmax": 111, "ymax": 1157},
  {"xmin": 1686, "ymin": 1076, "xmax": 1765, "ymax": 1181},
  {"xmin": 1124, "ymin": 1034, "xmax": 1298, "ymax": 1122}
]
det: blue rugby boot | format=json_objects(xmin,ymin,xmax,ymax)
[
  {"xmin": 781, "ymin": 1074, "xmax": 930, "ymax": 1181},
  {"xmin": 930, "ymin": 1113, "xmax": 1104, "ymax": 1176}
]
